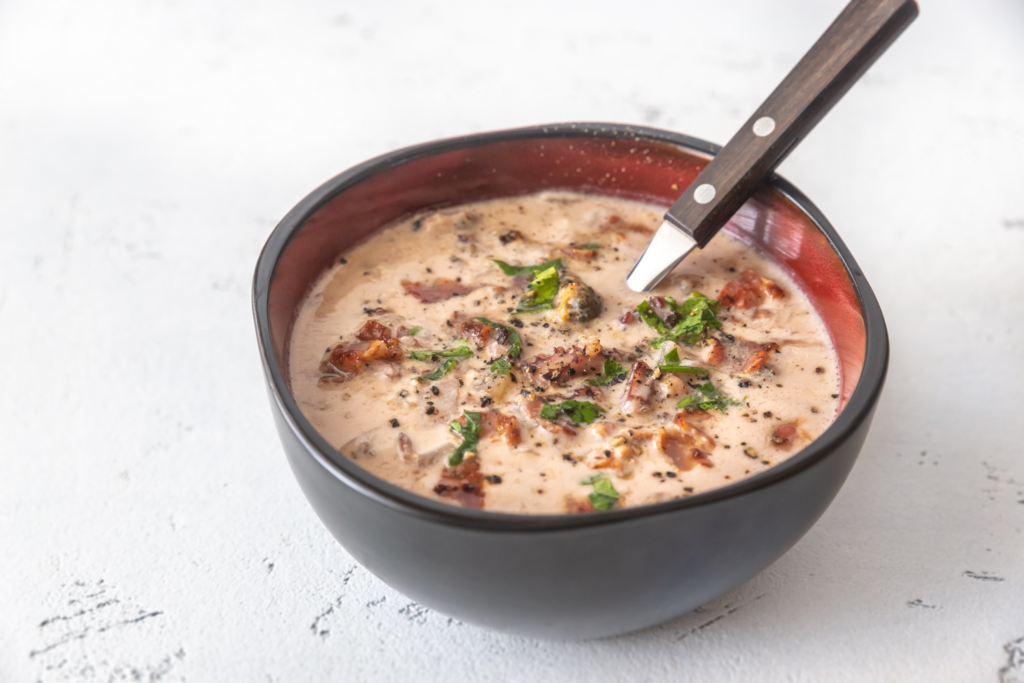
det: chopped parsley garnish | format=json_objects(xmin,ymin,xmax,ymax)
[
  {"xmin": 514, "ymin": 266, "xmax": 559, "ymax": 313},
  {"xmin": 636, "ymin": 300, "xmax": 669, "ymax": 335},
  {"xmin": 491, "ymin": 258, "xmax": 564, "ymax": 277},
  {"xmin": 416, "ymin": 358, "xmax": 459, "ymax": 382},
  {"xmin": 657, "ymin": 347, "xmax": 710, "ymax": 376},
  {"xmin": 576, "ymin": 242, "xmax": 601, "ymax": 250},
  {"xmin": 474, "ymin": 317, "xmax": 521, "ymax": 376},
  {"xmin": 539, "ymin": 399, "xmax": 605, "ymax": 424},
  {"xmin": 493, "ymin": 259, "xmax": 563, "ymax": 314},
  {"xmin": 677, "ymin": 382, "xmax": 743, "ymax": 413},
  {"xmin": 583, "ymin": 475, "xmax": 620, "ymax": 511},
  {"xmin": 636, "ymin": 292, "xmax": 723, "ymax": 348},
  {"xmin": 659, "ymin": 365, "xmax": 710, "ymax": 376},
  {"xmin": 407, "ymin": 326, "xmax": 422, "ymax": 336},
  {"xmin": 585, "ymin": 358, "xmax": 627, "ymax": 386},
  {"xmin": 409, "ymin": 345, "xmax": 473, "ymax": 361},
  {"xmin": 448, "ymin": 411, "xmax": 482, "ymax": 466}
]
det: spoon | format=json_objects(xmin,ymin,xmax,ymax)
[{"xmin": 626, "ymin": 0, "xmax": 918, "ymax": 292}]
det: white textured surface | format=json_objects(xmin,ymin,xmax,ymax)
[{"xmin": 2, "ymin": 0, "xmax": 1023, "ymax": 680}]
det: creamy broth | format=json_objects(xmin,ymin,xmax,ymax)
[{"xmin": 288, "ymin": 192, "xmax": 840, "ymax": 514}]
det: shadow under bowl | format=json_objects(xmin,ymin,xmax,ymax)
[{"xmin": 252, "ymin": 123, "xmax": 888, "ymax": 640}]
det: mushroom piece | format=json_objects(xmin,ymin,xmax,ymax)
[{"xmin": 556, "ymin": 275, "xmax": 602, "ymax": 323}]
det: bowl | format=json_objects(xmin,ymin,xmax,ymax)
[{"xmin": 252, "ymin": 123, "xmax": 888, "ymax": 639}]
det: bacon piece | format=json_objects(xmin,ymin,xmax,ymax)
[
  {"xmin": 516, "ymin": 395, "xmax": 576, "ymax": 436},
  {"xmin": 620, "ymin": 361, "xmax": 654, "ymax": 416},
  {"xmin": 433, "ymin": 459, "xmax": 485, "ymax": 509},
  {"xmin": 397, "ymin": 432, "xmax": 415, "ymax": 462},
  {"xmin": 566, "ymin": 497, "xmax": 595, "ymax": 514},
  {"xmin": 480, "ymin": 410, "xmax": 521, "ymax": 446},
  {"xmin": 319, "ymin": 337, "xmax": 403, "ymax": 379},
  {"xmin": 588, "ymin": 440, "xmax": 640, "ymax": 478},
  {"xmin": 320, "ymin": 346, "xmax": 364, "ymax": 375},
  {"xmin": 603, "ymin": 214, "xmax": 654, "ymax": 235},
  {"xmin": 401, "ymin": 278, "xmax": 476, "ymax": 303},
  {"xmin": 771, "ymin": 422, "xmax": 799, "ymax": 450},
  {"xmin": 742, "ymin": 342, "xmax": 779, "ymax": 373},
  {"xmin": 657, "ymin": 419, "xmax": 716, "ymax": 471},
  {"xmin": 524, "ymin": 341, "xmax": 607, "ymax": 386},
  {"xmin": 450, "ymin": 310, "xmax": 509, "ymax": 355},
  {"xmin": 657, "ymin": 429, "xmax": 714, "ymax": 471},
  {"xmin": 718, "ymin": 268, "xmax": 786, "ymax": 310},
  {"xmin": 760, "ymin": 276, "xmax": 785, "ymax": 300},
  {"xmin": 355, "ymin": 319, "xmax": 391, "ymax": 341},
  {"xmin": 718, "ymin": 280, "xmax": 760, "ymax": 310},
  {"xmin": 593, "ymin": 443, "xmax": 636, "ymax": 471},
  {"xmin": 460, "ymin": 319, "xmax": 492, "ymax": 349},
  {"xmin": 569, "ymin": 385, "xmax": 600, "ymax": 400},
  {"xmin": 700, "ymin": 338, "xmax": 725, "ymax": 367},
  {"xmin": 561, "ymin": 247, "xmax": 596, "ymax": 261},
  {"xmin": 673, "ymin": 413, "xmax": 717, "ymax": 451},
  {"xmin": 362, "ymin": 338, "xmax": 402, "ymax": 362},
  {"xmin": 710, "ymin": 336, "xmax": 781, "ymax": 375}
]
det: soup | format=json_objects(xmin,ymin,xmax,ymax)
[{"xmin": 288, "ymin": 191, "xmax": 840, "ymax": 514}]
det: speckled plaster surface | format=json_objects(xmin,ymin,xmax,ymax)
[{"xmin": 1, "ymin": 0, "xmax": 1022, "ymax": 681}]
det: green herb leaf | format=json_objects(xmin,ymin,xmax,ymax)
[
  {"xmin": 531, "ymin": 266, "xmax": 559, "ymax": 302},
  {"xmin": 474, "ymin": 317, "xmax": 522, "ymax": 376},
  {"xmin": 583, "ymin": 474, "xmax": 620, "ymax": 511},
  {"xmin": 491, "ymin": 258, "xmax": 564, "ymax": 277},
  {"xmin": 576, "ymin": 242, "xmax": 601, "ymax": 250},
  {"xmin": 665, "ymin": 292, "xmax": 723, "ymax": 346},
  {"xmin": 409, "ymin": 345, "xmax": 473, "ymax": 361},
  {"xmin": 676, "ymin": 382, "xmax": 743, "ymax": 412},
  {"xmin": 416, "ymin": 358, "xmax": 459, "ymax": 382},
  {"xmin": 585, "ymin": 358, "xmax": 627, "ymax": 386},
  {"xmin": 664, "ymin": 348, "xmax": 680, "ymax": 364},
  {"xmin": 448, "ymin": 411, "xmax": 482, "ymax": 466},
  {"xmin": 539, "ymin": 399, "xmax": 606, "ymax": 424},
  {"xmin": 657, "ymin": 364, "xmax": 710, "ymax": 376},
  {"xmin": 637, "ymin": 292, "xmax": 723, "ymax": 348},
  {"xmin": 407, "ymin": 326, "xmax": 421, "ymax": 336},
  {"xmin": 636, "ymin": 300, "xmax": 668, "ymax": 336},
  {"xmin": 513, "ymin": 265, "xmax": 561, "ymax": 314}
]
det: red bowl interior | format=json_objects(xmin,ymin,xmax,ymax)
[{"xmin": 267, "ymin": 132, "xmax": 865, "ymax": 409}]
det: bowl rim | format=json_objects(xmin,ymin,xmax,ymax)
[{"xmin": 253, "ymin": 121, "xmax": 889, "ymax": 532}]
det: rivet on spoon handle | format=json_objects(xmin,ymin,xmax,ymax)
[{"xmin": 627, "ymin": 0, "xmax": 918, "ymax": 292}]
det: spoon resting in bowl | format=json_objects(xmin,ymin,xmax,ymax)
[{"xmin": 626, "ymin": 0, "xmax": 918, "ymax": 292}]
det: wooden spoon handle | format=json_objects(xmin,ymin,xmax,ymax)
[{"xmin": 666, "ymin": 0, "xmax": 918, "ymax": 246}]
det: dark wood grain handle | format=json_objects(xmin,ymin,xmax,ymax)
[{"xmin": 667, "ymin": 0, "xmax": 918, "ymax": 247}]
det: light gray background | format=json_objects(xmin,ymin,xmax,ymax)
[{"xmin": 2, "ymin": 0, "xmax": 1023, "ymax": 681}]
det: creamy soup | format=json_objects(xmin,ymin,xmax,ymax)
[{"xmin": 288, "ymin": 192, "xmax": 841, "ymax": 514}]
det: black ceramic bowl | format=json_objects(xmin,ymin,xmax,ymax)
[{"xmin": 252, "ymin": 123, "xmax": 888, "ymax": 639}]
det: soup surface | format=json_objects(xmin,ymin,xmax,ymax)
[{"xmin": 288, "ymin": 192, "xmax": 840, "ymax": 514}]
